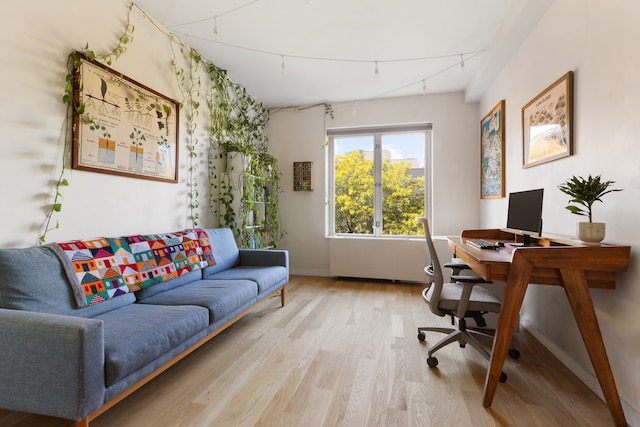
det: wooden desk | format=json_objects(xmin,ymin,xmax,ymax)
[{"xmin": 448, "ymin": 229, "xmax": 630, "ymax": 427}]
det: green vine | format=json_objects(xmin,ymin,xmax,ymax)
[
  {"xmin": 254, "ymin": 153, "xmax": 285, "ymax": 245},
  {"xmin": 174, "ymin": 47, "xmax": 203, "ymax": 227},
  {"xmin": 44, "ymin": 3, "xmax": 283, "ymax": 248},
  {"xmin": 40, "ymin": 5, "xmax": 135, "ymax": 244},
  {"xmin": 205, "ymin": 62, "xmax": 280, "ymax": 244}
]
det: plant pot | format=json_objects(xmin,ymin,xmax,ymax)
[{"xmin": 577, "ymin": 222, "xmax": 605, "ymax": 245}]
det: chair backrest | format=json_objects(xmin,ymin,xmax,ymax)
[{"xmin": 415, "ymin": 217, "xmax": 446, "ymax": 316}]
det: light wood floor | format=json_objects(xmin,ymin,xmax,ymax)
[{"xmin": 0, "ymin": 276, "xmax": 615, "ymax": 427}]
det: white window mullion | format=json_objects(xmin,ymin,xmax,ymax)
[
  {"xmin": 373, "ymin": 135, "xmax": 383, "ymax": 236},
  {"xmin": 326, "ymin": 135, "xmax": 336, "ymax": 237}
]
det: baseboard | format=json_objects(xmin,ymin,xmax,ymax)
[
  {"xmin": 290, "ymin": 268, "xmax": 331, "ymax": 277},
  {"xmin": 520, "ymin": 318, "xmax": 602, "ymax": 397},
  {"xmin": 520, "ymin": 318, "xmax": 639, "ymax": 426}
]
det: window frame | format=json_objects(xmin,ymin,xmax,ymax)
[{"xmin": 326, "ymin": 123, "xmax": 432, "ymax": 238}]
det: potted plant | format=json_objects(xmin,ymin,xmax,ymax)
[{"xmin": 558, "ymin": 174, "xmax": 622, "ymax": 245}]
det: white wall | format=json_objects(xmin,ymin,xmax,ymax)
[
  {"xmin": 268, "ymin": 93, "xmax": 480, "ymax": 277},
  {"xmin": 0, "ymin": 0, "xmax": 213, "ymax": 248},
  {"xmin": 478, "ymin": 0, "xmax": 640, "ymax": 423}
]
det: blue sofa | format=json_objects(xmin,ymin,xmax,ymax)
[{"xmin": 0, "ymin": 227, "xmax": 288, "ymax": 427}]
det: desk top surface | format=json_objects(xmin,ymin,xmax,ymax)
[{"xmin": 447, "ymin": 229, "xmax": 630, "ymax": 288}]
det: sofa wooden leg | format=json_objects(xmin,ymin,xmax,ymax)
[
  {"xmin": 281, "ymin": 287, "xmax": 285, "ymax": 306},
  {"xmin": 76, "ymin": 417, "xmax": 89, "ymax": 427}
]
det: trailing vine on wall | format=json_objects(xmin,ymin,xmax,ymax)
[
  {"xmin": 143, "ymin": 10, "xmax": 276, "ymax": 239},
  {"xmin": 253, "ymin": 153, "xmax": 285, "ymax": 245},
  {"xmin": 205, "ymin": 62, "xmax": 277, "ymax": 243},
  {"xmin": 43, "ymin": 3, "xmax": 282, "ymax": 247},
  {"xmin": 170, "ymin": 45, "xmax": 203, "ymax": 228},
  {"xmin": 40, "ymin": 5, "xmax": 136, "ymax": 244}
]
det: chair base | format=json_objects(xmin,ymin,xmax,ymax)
[
  {"xmin": 417, "ymin": 322, "xmax": 493, "ymax": 360},
  {"xmin": 417, "ymin": 317, "xmax": 517, "ymax": 382}
]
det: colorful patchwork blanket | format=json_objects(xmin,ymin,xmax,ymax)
[{"xmin": 48, "ymin": 228, "xmax": 215, "ymax": 307}]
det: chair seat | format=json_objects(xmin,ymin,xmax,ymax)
[{"xmin": 425, "ymin": 282, "xmax": 501, "ymax": 313}]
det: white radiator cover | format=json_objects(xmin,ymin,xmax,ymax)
[{"xmin": 329, "ymin": 237, "xmax": 452, "ymax": 282}]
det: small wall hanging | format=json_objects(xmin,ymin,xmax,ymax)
[{"xmin": 293, "ymin": 161, "xmax": 313, "ymax": 191}]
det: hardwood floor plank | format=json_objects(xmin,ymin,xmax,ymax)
[
  {"xmin": 253, "ymin": 368, "xmax": 304, "ymax": 427},
  {"xmin": 388, "ymin": 337, "xmax": 409, "ymax": 412},
  {"xmin": 296, "ymin": 387, "xmax": 333, "ymax": 427},
  {"xmin": 0, "ymin": 276, "xmax": 615, "ymax": 427}
]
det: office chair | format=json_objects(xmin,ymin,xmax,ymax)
[{"xmin": 415, "ymin": 217, "xmax": 518, "ymax": 382}]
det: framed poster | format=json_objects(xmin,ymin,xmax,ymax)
[
  {"xmin": 480, "ymin": 100, "xmax": 505, "ymax": 199},
  {"xmin": 72, "ymin": 54, "xmax": 179, "ymax": 182},
  {"xmin": 522, "ymin": 71, "xmax": 573, "ymax": 168}
]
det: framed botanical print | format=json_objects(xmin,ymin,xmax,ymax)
[
  {"xmin": 522, "ymin": 71, "xmax": 573, "ymax": 168},
  {"xmin": 480, "ymin": 100, "xmax": 505, "ymax": 199},
  {"xmin": 72, "ymin": 53, "xmax": 180, "ymax": 182}
]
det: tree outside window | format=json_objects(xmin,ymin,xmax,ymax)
[{"xmin": 329, "ymin": 125, "xmax": 429, "ymax": 237}]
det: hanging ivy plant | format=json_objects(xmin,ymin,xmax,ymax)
[
  {"xmin": 170, "ymin": 46, "xmax": 203, "ymax": 228},
  {"xmin": 254, "ymin": 153, "xmax": 285, "ymax": 246},
  {"xmin": 169, "ymin": 47, "xmax": 280, "ymax": 244},
  {"xmin": 207, "ymin": 63, "xmax": 268, "ymax": 236},
  {"xmin": 40, "ymin": 6, "xmax": 135, "ymax": 244},
  {"xmin": 45, "ymin": 3, "xmax": 283, "ymax": 248}
]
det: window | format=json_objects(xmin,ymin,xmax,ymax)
[{"xmin": 327, "ymin": 123, "xmax": 431, "ymax": 237}]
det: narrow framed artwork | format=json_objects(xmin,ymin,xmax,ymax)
[
  {"xmin": 480, "ymin": 100, "xmax": 505, "ymax": 199},
  {"xmin": 522, "ymin": 71, "xmax": 573, "ymax": 168},
  {"xmin": 293, "ymin": 161, "xmax": 313, "ymax": 191},
  {"xmin": 72, "ymin": 53, "xmax": 180, "ymax": 183}
]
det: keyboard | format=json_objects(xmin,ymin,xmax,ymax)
[{"xmin": 466, "ymin": 238, "xmax": 498, "ymax": 250}]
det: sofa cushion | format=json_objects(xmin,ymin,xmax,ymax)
[
  {"xmin": 136, "ymin": 279, "xmax": 258, "ymax": 323},
  {"xmin": 95, "ymin": 303, "xmax": 209, "ymax": 387},
  {"xmin": 202, "ymin": 228, "xmax": 239, "ymax": 275},
  {"xmin": 0, "ymin": 246, "xmax": 135, "ymax": 317},
  {"xmin": 203, "ymin": 266, "xmax": 287, "ymax": 294}
]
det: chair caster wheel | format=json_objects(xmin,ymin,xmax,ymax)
[
  {"xmin": 499, "ymin": 372, "xmax": 507, "ymax": 382},
  {"xmin": 427, "ymin": 356, "xmax": 438, "ymax": 368},
  {"xmin": 508, "ymin": 348, "xmax": 520, "ymax": 359},
  {"xmin": 417, "ymin": 332, "xmax": 426, "ymax": 342}
]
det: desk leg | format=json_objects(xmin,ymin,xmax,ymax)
[
  {"xmin": 483, "ymin": 252, "xmax": 532, "ymax": 408},
  {"xmin": 560, "ymin": 269, "xmax": 627, "ymax": 427}
]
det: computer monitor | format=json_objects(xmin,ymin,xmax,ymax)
[{"xmin": 506, "ymin": 188, "xmax": 544, "ymax": 246}]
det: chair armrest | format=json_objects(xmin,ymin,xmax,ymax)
[
  {"xmin": 0, "ymin": 308, "xmax": 105, "ymax": 420},
  {"xmin": 444, "ymin": 261, "xmax": 488, "ymax": 281},
  {"xmin": 443, "ymin": 261, "xmax": 470, "ymax": 270},
  {"xmin": 450, "ymin": 274, "xmax": 491, "ymax": 284}
]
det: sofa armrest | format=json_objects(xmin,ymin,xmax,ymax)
[
  {"xmin": 239, "ymin": 249, "xmax": 289, "ymax": 269},
  {"xmin": 0, "ymin": 308, "xmax": 105, "ymax": 420}
]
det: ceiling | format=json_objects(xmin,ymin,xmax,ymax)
[{"xmin": 134, "ymin": 0, "xmax": 553, "ymax": 108}]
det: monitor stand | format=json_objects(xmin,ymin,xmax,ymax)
[
  {"xmin": 508, "ymin": 234, "xmax": 533, "ymax": 247},
  {"xmin": 517, "ymin": 234, "xmax": 541, "ymax": 247}
]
